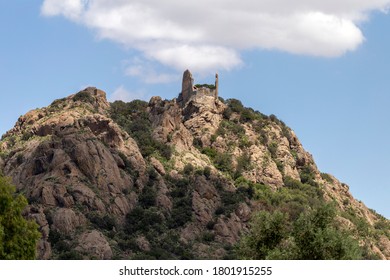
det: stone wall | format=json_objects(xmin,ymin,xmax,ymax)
[{"xmin": 178, "ymin": 70, "xmax": 218, "ymax": 107}]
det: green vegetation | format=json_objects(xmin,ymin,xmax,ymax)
[
  {"xmin": 72, "ymin": 90, "xmax": 95, "ymax": 103},
  {"xmin": 238, "ymin": 204, "xmax": 363, "ymax": 260},
  {"xmin": 0, "ymin": 176, "xmax": 41, "ymax": 259},
  {"xmin": 321, "ymin": 173, "xmax": 334, "ymax": 183},
  {"xmin": 195, "ymin": 84, "xmax": 216, "ymax": 90},
  {"xmin": 110, "ymin": 100, "xmax": 172, "ymax": 160}
]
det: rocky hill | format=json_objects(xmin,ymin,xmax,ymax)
[{"xmin": 0, "ymin": 71, "xmax": 389, "ymax": 259}]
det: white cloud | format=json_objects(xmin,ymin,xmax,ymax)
[
  {"xmin": 124, "ymin": 58, "xmax": 179, "ymax": 84},
  {"xmin": 108, "ymin": 86, "xmax": 146, "ymax": 102},
  {"xmin": 41, "ymin": 0, "xmax": 390, "ymax": 73},
  {"xmin": 41, "ymin": 0, "xmax": 86, "ymax": 20}
]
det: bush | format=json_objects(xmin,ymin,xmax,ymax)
[
  {"xmin": 193, "ymin": 137, "xmax": 203, "ymax": 149},
  {"xmin": 183, "ymin": 163, "xmax": 194, "ymax": 175},
  {"xmin": 238, "ymin": 211, "xmax": 289, "ymax": 259},
  {"xmin": 168, "ymin": 177, "xmax": 193, "ymax": 228},
  {"xmin": 125, "ymin": 207, "xmax": 163, "ymax": 235},
  {"xmin": 268, "ymin": 142, "xmax": 278, "ymax": 158},
  {"xmin": 222, "ymin": 107, "xmax": 233, "ymax": 119},
  {"xmin": 321, "ymin": 173, "xmax": 334, "ymax": 183},
  {"xmin": 88, "ymin": 213, "xmax": 116, "ymax": 231},
  {"xmin": 202, "ymin": 232, "xmax": 215, "ymax": 242},
  {"xmin": 203, "ymin": 166, "xmax": 211, "ymax": 179},
  {"xmin": 201, "ymin": 147, "xmax": 217, "ymax": 159},
  {"xmin": 299, "ymin": 165, "xmax": 318, "ymax": 187},
  {"xmin": 214, "ymin": 152, "xmax": 233, "ymax": 173},
  {"xmin": 226, "ymin": 99, "xmax": 244, "ymax": 113},
  {"xmin": 194, "ymin": 83, "xmax": 216, "ymax": 89},
  {"xmin": 21, "ymin": 131, "xmax": 33, "ymax": 141},
  {"xmin": 138, "ymin": 184, "xmax": 157, "ymax": 208},
  {"xmin": 240, "ymin": 108, "xmax": 256, "ymax": 122},
  {"xmin": 72, "ymin": 91, "xmax": 94, "ymax": 103},
  {"xmin": 236, "ymin": 153, "xmax": 251, "ymax": 175}
]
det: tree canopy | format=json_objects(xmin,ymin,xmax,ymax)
[
  {"xmin": 238, "ymin": 203, "xmax": 363, "ymax": 260},
  {"xmin": 0, "ymin": 175, "xmax": 40, "ymax": 259}
]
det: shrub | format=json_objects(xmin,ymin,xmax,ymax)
[
  {"xmin": 16, "ymin": 154, "xmax": 24, "ymax": 165},
  {"xmin": 201, "ymin": 147, "xmax": 217, "ymax": 159},
  {"xmin": 268, "ymin": 142, "xmax": 278, "ymax": 158},
  {"xmin": 299, "ymin": 165, "xmax": 318, "ymax": 187},
  {"xmin": 321, "ymin": 173, "xmax": 334, "ymax": 183},
  {"xmin": 72, "ymin": 91, "xmax": 94, "ymax": 103},
  {"xmin": 168, "ymin": 177, "xmax": 193, "ymax": 228},
  {"xmin": 236, "ymin": 152, "xmax": 251, "ymax": 174},
  {"xmin": 202, "ymin": 232, "xmax": 215, "ymax": 242},
  {"xmin": 226, "ymin": 99, "xmax": 244, "ymax": 113},
  {"xmin": 194, "ymin": 83, "xmax": 216, "ymax": 89},
  {"xmin": 203, "ymin": 166, "xmax": 211, "ymax": 179},
  {"xmin": 193, "ymin": 137, "xmax": 203, "ymax": 149},
  {"xmin": 206, "ymin": 220, "xmax": 216, "ymax": 230},
  {"xmin": 88, "ymin": 213, "xmax": 116, "ymax": 231},
  {"xmin": 183, "ymin": 163, "xmax": 194, "ymax": 175},
  {"xmin": 169, "ymin": 199, "xmax": 192, "ymax": 228},
  {"xmin": 222, "ymin": 107, "xmax": 233, "ymax": 119},
  {"xmin": 138, "ymin": 184, "xmax": 157, "ymax": 208},
  {"xmin": 125, "ymin": 207, "xmax": 163, "ymax": 234},
  {"xmin": 240, "ymin": 108, "xmax": 256, "ymax": 122},
  {"xmin": 21, "ymin": 131, "xmax": 33, "ymax": 141},
  {"xmin": 213, "ymin": 152, "xmax": 233, "ymax": 173}
]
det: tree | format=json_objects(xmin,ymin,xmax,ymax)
[
  {"xmin": 238, "ymin": 204, "xmax": 363, "ymax": 260},
  {"xmin": 238, "ymin": 211, "xmax": 289, "ymax": 259},
  {"xmin": 0, "ymin": 176, "xmax": 40, "ymax": 259},
  {"xmin": 292, "ymin": 204, "xmax": 362, "ymax": 260}
]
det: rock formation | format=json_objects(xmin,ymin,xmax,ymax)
[{"xmin": 0, "ymin": 72, "xmax": 389, "ymax": 260}]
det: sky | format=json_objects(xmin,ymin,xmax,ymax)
[{"xmin": 0, "ymin": 1, "xmax": 389, "ymax": 218}]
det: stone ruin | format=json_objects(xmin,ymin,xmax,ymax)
[{"xmin": 177, "ymin": 69, "xmax": 218, "ymax": 106}]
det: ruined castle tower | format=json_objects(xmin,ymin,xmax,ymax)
[
  {"xmin": 180, "ymin": 69, "xmax": 194, "ymax": 105},
  {"xmin": 178, "ymin": 69, "xmax": 218, "ymax": 106},
  {"xmin": 215, "ymin": 73, "xmax": 219, "ymax": 99}
]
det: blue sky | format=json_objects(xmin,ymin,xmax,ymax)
[{"xmin": 1, "ymin": 1, "xmax": 389, "ymax": 218}]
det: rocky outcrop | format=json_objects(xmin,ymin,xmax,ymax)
[
  {"xmin": 0, "ymin": 88, "xmax": 146, "ymax": 259},
  {"xmin": 76, "ymin": 230, "xmax": 113, "ymax": 260},
  {"xmin": 0, "ymin": 73, "xmax": 388, "ymax": 260}
]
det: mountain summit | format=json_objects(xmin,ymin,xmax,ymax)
[{"xmin": 0, "ymin": 71, "xmax": 389, "ymax": 260}]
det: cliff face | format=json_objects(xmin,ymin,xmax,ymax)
[{"xmin": 0, "ymin": 75, "xmax": 389, "ymax": 260}]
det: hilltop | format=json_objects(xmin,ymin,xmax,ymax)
[{"xmin": 0, "ymin": 71, "xmax": 389, "ymax": 259}]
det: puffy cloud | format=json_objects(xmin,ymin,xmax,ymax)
[
  {"xmin": 108, "ymin": 85, "xmax": 146, "ymax": 102},
  {"xmin": 41, "ymin": 0, "xmax": 390, "ymax": 73},
  {"xmin": 124, "ymin": 58, "xmax": 179, "ymax": 84},
  {"xmin": 41, "ymin": 0, "xmax": 86, "ymax": 20}
]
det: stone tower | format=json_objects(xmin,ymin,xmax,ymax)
[
  {"xmin": 215, "ymin": 73, "xmax": 219, "ymax": 98},
  {"xmin": 179, "ymin": 69, "xmax": 194, "ymax": 105},
  {"xmin": 178, "ymin": 69, "xmax": 218, "ymax": 106}
]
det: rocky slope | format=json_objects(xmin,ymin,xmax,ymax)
[{"xmin": 0, "ymin": 73, "xmax": 389, "ymax": 259}]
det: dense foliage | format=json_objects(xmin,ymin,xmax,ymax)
[
  {"xmin": 0, "ymin": 176, "xmax": 40, "ymax": 259},
  {"xmin": 238, "ymin": 203, "xmax": 363, "ymax": 260}
]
